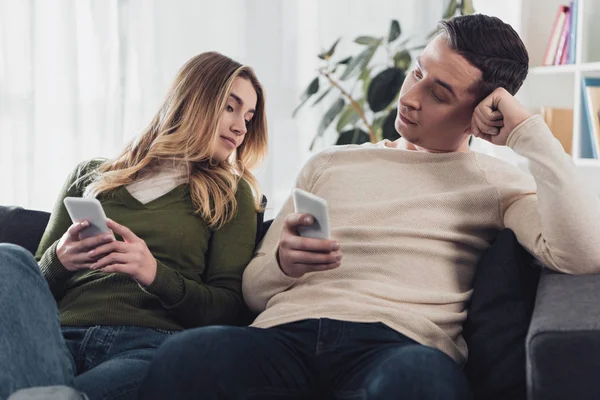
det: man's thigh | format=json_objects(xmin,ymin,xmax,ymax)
[
  {"xmin": 139, "ymin": 321, "xmax": 320, "ymax": 400},
  {"xmin": 331, "ymin": 342, "xmax": 472, "ymax": 400}
]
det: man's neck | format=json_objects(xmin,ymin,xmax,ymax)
[{"xmin": 388, "ymin": 138, "xmax": 471, "ymax": 153}]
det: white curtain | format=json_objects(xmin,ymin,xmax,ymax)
[{"xmin": 0, "ymin": 0, "xmax": 444, "ymax": 217}]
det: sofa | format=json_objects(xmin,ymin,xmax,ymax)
[{"xmin": 1, "ymin": 204, "xmax": 600, "ymax": 400}]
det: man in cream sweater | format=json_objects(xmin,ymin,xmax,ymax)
[{"xmin": 141, "ymin": 14, "xmax": 600, "ymax": 400}]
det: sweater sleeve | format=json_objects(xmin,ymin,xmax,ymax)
[
  {"xmin": 35, "ymin": 160, "xmax": 103, "ymax": 300},
  {"xmin": 488, "ymin": 115, "xmax": 600, "ymax": 274},
  {"xmin": 142, "ymin": 179, "xmax": 257, "ymax": 327},
  {"xmin": 242, "ymin": 148, "xmax": 338, "ymax": 313}
]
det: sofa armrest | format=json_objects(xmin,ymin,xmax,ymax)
[{"xmin": 526, "ymin": 268, "xmax": 600, "ymax": 400}]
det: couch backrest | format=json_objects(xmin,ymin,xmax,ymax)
[{"xmin": 0, "ymin": 206, "xmax": 51, "ymax": 254}]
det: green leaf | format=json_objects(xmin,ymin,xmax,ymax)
[
  {"xmin": 388, "ymin": 20, "xmax": 401, "ymax": 42},
  {"xmin": 393, "ymin": 50, "xmax": 412, "ymax": 70},
  {"xmin": 336, "ymin": 128, "xmax": 370, "ymax": 145},
  {"xmin": 317, "ymin": 98, "xmax": 345, "ymax": 137},
  {"xmin": 367, "ymin": 68, "xmax": 405, "ymax": 112},
  {"xmin": 336, "ymin": 102, "xmax": 362, "ymax": 132},
  {"xmin": 311, "ymin": 87, "xmax": 332, "ymax": 107},
  {"xmin": 355, "ymin": 36, "xmax": 380, "ymax": 46},
  {"xmin": 443, "ymin": 0, "xmax": 458, "ymax": 19},
  {"xmin": 318, "ymin": 37, "xmax": 341, "ymax": 60},
  {"xmin": 292, "ymin": 77, "xmax": 320, "ymax": 117},
  {"xmin": 361, "ymin": 68, "xmax": 372, "ymax": 98},
  {"xmin": 382, "ymin": 109, "xmax": 401, "ymax": 140},
  {"xmin": 460, "ymin": 0, "xmax": 475, "ymax": 15},
  {"xmin": 340, "ymin": 44, "xmax": 379, "ymax": 81}
]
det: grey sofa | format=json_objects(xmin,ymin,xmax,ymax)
[
  {"xmin": 1, "ymin": 204, "xmax": 599, "ymax": 400},
  {"xmin": 527, "ymin": 269, "xmax": 600, "ymax": 400}
]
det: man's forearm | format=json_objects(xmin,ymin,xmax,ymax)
[{"xmin": 507, "ymin": 115, "xmax": 600, "ymax": 273}]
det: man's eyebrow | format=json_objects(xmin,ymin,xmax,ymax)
[
  {"xmin": 415, "ymin": 56, "xmax": 457, "ymax": 99},
  {"xmin": 230, "ymin": 93, "xmax": 255, "ymax": 114}
]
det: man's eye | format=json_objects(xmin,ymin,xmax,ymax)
[
  {"xmin": 413, "ymin": 70, "xmax": 422, "ymax": 79},
  {"xmin": 431, "ymin": 91, "xmax": 443, "ymax": 102}
]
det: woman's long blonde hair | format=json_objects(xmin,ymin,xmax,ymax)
[{"xmin": 85, "ymin": 52, "xmax": 268, "ymax": 229}]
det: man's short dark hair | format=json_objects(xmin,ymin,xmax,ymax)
[{"xmin": 438, "ymin": 14, "xmax": 529, "ymax": 101}]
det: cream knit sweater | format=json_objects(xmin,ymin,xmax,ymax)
[{"xmin": 242, "ymin": 115, "xmax": 600, "ymax": 363}]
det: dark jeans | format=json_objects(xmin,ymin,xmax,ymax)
[{"xmin": 140, "ymin": 318, "xmax": 472, "ymax": 399}]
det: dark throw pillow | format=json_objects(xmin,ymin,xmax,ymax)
[
  {"xmin": 463, "ymin": 228, "xmax": 542, "ymax": 400},
  {"xmin": 0, "ymin": 206, "xmax": 51, "ymax": 255}
]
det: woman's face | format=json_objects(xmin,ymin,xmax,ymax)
[{"xmin": 213, "ymin": 77, "xmax": 257, "ymax": 162}]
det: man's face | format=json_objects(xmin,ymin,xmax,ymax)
[{"xmin": 395, "ymin": 35, "xmax": 483, "ymax": 152}]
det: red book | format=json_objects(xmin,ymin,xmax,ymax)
[
  {"xmin": 543, "ymin": 5, "xmax": 569, "ymax": 66},
  {"xmin": 555, "ymin": 8, "xmax": 571, "ymax": 65}
]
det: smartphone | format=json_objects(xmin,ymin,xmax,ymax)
[
  {"xmin": 293, "ymin": 188, "xmax": 330, "ymax": 240},
  {"xmin": 63, "ymin": 197, "xmax": 111, "ymax": 239}
]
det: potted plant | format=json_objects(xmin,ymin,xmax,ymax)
[{"xmin": 293, "ymin": 0, "xmax": 475, "ymax": 149}]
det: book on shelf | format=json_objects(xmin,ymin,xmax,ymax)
[
  {"xmin": 540, "ymin": 107, "xmax": 573, "ymax": 155},
  {"xmin": 585, "ymin": 86, "xmax": 600, "ymax": 156},
  {"xmin": 581, "ymin": 77, "xmax": 600, "ymax": 159},
  {"xmin": 542, "ymin": 4, "xmax": 577, "ymax": 66},
  {"xmin": 543, "ymin": 5, "xmax": 569, "ymax": 66},
  {"xmin": 568, "ymin": 0, "xmax": 578, "ymax": 64},
  {"xmin": 554, "ymin": 6, "xmax": 571, "ymax": 65}
]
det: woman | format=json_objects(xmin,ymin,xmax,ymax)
[{"xmin": 0, "ymin": 52, "xmax": 268, "ymax": 400}]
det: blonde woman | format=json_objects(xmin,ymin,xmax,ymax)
[{"xmin": 0, "ymin": 52, "xmax": 268, "ymax": 400}]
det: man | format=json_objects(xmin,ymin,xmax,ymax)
[{"xmin": 140, "ymin": 14, "xmax": 600, "ymax": 399}]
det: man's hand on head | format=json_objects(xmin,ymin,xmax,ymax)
[
  {"xmin": 471, "ymin": 87, "xmax": 533, "ymax": 146},
  {"xmin": 277, "ymin": 213, "xmax": 342, "ymax": 278}
]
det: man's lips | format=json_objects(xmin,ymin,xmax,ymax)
[{"xmin": 399, "ymin": 112, "xmax": 416, "ymax": 125}]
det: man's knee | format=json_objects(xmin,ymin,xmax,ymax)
[
  {"xmin": 140, "ymin": 326, "xmax": 265, "ymax": 398},
  {"xmin": 150, "ymin": 326, "xmax": 258, "ymax": 373},
  {"xmin": 368, "ymin": 345, "xmax": 471, "ymax": 399}
]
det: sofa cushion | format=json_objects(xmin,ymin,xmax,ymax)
[
  {"xmin": 0, "ymin": 206, "xmax": 51, "ymax": 255},
  {"xmin": 463, "ymin": 228, "xmax": 541, "ymax": 400}
]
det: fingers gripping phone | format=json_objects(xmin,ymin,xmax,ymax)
[
  {"xmin": 293, "ymin": 189, "xmax": 330, "ymax": 240},
  {"xmin": 63, "ymin": 197, "xmax": 111, "ymax": 239}
]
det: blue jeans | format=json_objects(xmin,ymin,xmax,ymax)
[
  {"xmin": 140, "ymin": 318, "xmax": 472, "ymax": 399},
  {"xmin": 0, "ymin": 244, "xmax": 173, "ymax": 400}
]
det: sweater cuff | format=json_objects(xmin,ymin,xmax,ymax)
[
  {"xmin": 269, "ymin": 246, "xmax": 299, "ymax": 286},
  {"xmin": 38, "ymin": 241, "xmax": 76, "ymax": 288},
  {"xmin": 141, "ymin": 260, "xmax": 185, "ymax": 306},
  {"xmin": 506, "ymin": 114, "xmax": 550, "ymax": 151}
]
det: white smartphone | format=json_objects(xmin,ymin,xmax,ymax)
[
  {"xmin": 63, "ymin": 197, "xmax": 111, "ymax": 239},
  {"xmin": 293, "ymin": 188, "xmax": 330, "ymax": 240}
]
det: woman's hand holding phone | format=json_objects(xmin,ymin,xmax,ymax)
[
  {"xmin": 56, "ymin": 221, "xmax": 115, "ymax": 271},
  {"xmin": 88, "ymin": 219, "xmax": 158, "ymax": 287}
]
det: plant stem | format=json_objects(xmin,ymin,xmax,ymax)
[{"xmin": 320, "ymin": 69, "xmax": 376, "ymax": 143}]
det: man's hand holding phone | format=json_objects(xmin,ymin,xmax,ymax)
[
  {"xmin": 277, "ymin": 189, "xmax": 342, "ymax": 278},
  {"xmin": 277, "ymin": 214, "xmax": 342, "ymax": 278}
]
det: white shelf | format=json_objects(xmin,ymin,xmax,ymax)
[
  {"xmin": 580, "ymin": 62, "xmax": 600, "ymax": 72},
  {"xmin": 477, "ymin": 0, "xmax": 600, "ymax": 194},
  {"xmin": 529, "ymin": 64, "xmax": 577, "ymax": 75},
  {"xmin": 529, "ymin": 62, "xmax": 600, "ymax": 76},
  {"xmin": 575, "ymin": 158, "xmax": 600, "ymax": 167}
]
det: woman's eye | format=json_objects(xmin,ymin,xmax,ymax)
[
  {"xmin": 227, "ymin": 105, "xmax": 234, "ymax": 112},
  {"xmin": 245, "ymin": 120, "xmax": 251, "ymax": 127}
]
